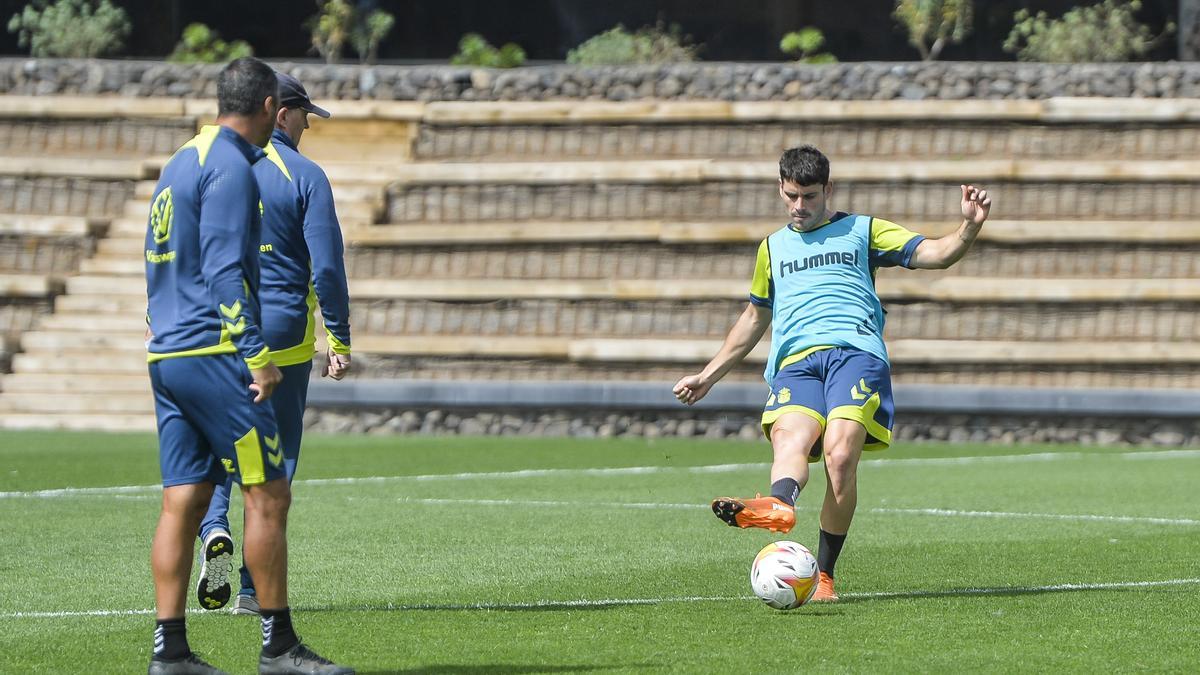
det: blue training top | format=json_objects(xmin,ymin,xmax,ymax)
[
  {"xmin": 253, "ymin": 128, "xmax": 352, "ymax": 366},
  {"xmin": 144, "ymin": 125, "xmax": 272, "ymax": 370},
  {"xmin": 749, "ymin": 211, "xmax": 925, "ymax": 381}
]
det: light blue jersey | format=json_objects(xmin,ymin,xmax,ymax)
[{"xmin": 750, "ymin": 211, "xmax": 924, "ymax": 381}]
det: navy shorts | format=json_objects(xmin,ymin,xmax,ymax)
[
  {"xmin": 149, "ymin": 352, "xmax": 285, "ymax": 487},
  {"xmin": 761, "ymin": 347, "xmax": 896, "ymax": 460}
]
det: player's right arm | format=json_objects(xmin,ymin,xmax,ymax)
[
  {"xmin": 673, "ymin": 239, "xmax": 773, "ymax": 405},
  {"xmin": 198, "ymin": 160, "xmax": 280, "ymax": 401}
]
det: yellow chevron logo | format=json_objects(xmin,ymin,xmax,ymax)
[
  {"xmin": 225, "ymin": 317, "xmax": 246, "ymax": 336},
  {"xmin": 851, "ymin": 379, "xmax": 875, "ymax": 401},
  {"xmin": 264, "ymin": 434, "xmax": 280, "ymax": 451},
  {"xmin": 219, "ymin": 300, "xmax": 242, "ymax": 319},
  {"xmin": 267, "ymin": 449, "xmax": 283, "ymax": 468}
]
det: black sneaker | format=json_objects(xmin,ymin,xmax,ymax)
[
  {"xmin": 196, "ymin": 531, "xmax": 234, "ymax": 611},
  {"xmin": 148, "ymin": 652, "xmax": 229, "ymax": 675},
  {"xmin": 258, "ymin": 642, "xmax": 355, "ymax": 674}
]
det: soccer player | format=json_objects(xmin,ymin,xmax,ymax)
[
  {"xmin": 144, "ymin": 57, "xmax": 352, "ymax": 675},
  {"xmin": 198, "ymin": 72, "xmax": 352, "ymax": 617},
  {"xmin": 672, "ymin": 145, "xmax": 991, "ymax": 603}
]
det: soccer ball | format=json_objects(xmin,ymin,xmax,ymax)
[{"xmin": 750, "ymin": 540, "xmax": 819, "ymax": 610}]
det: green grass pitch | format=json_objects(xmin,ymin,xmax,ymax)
[{"xmin": 1, "ymin": 431, "xmax": 1198, "ymax": 673}]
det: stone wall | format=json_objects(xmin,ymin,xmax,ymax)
[
  {"xmin": 4, "ymin": 59, "xmax": 1200, "ymax": 101},
  {"xmin": 305, "ymin": 408, "xmax": 1200, "ymax": 447}
]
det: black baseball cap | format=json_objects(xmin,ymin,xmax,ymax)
[{"xmin": 276, "ymin": 72, "xmax": 330, "ymax": 118}]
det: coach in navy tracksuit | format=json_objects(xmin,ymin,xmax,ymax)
[{"xmin": 197, "ymin": 72, "xmax": 353, "ymax": 617}]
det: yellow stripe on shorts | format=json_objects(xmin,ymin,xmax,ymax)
[{"xmin": 233, "ymin": 427, "xmax": 266, "ymax": 485}]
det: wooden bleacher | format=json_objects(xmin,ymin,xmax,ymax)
[{"xmin": 0, "ymin": 96, "xmax": 1198, "ymax": 429}]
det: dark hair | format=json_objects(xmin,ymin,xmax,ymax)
[
  {"xmin": 779, "ymin": 145, "xmax": 830, "ymax": 185},
  {"xmin": 217, "ymin": 57, "xmax": 278, "ymax": 117}
]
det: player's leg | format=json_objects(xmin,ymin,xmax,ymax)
[
  {"xmin": 811, "ymin": 348, "xmax": 896, "ymax": 602},
  {"xmin": 232, "ymin": 361, "xmax": 311, "ymax": 615},
  {"xmin": 147, "ymin": 359, "xmax": 230, "ymax": 674},
  {"xmin": 197, "ymin": 355, "xmax": 350, "ymax": 674},
  {"xmin": 712, "ymin": 359, "xmax": 825, "ymax": 533},
  {"xmin": 196, "ymin": 474, "xmax": 236, "ymax": 612},
  {"xmin": 812, "ymin": 419, "xmax": 866, "ymax": 602}
]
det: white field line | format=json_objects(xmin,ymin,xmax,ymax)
[
  {"xmin": 399, "ymin": 497, "xmax": 1200, "ymax": 527},
  {"xmin": 2, "ymin": 448, "xmax": 1198, "ymax": 500},
  {"xmin": 6, "ymin": 577, "xmax": 1200, "ymax": 619}
]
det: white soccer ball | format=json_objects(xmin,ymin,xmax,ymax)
[{"xmin": 750, "ymin": 540, "xmax": 819, "ymax": 610}]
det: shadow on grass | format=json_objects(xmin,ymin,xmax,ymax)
[
  {"xmin": 358, "ymin": 666, "xmax": 647, "ymax": 674},
  {"xmin": 300, "ymin": 598, "xmax": 730, "ymax": 613}
]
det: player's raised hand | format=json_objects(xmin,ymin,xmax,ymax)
[
  {"xmin": 961, "ymin": 184, "xmax": 991, "ymax": 226},
  {"xmin": 322, "ymin": 350, "xmax": 351, "ymax": 380},
  {"xmin": 249, "ymin": 363, "xmax": 282, "ymax": 403},
  {"xmin": 673, "ymin": 373, "xmax": 713, "ymax": 406}
]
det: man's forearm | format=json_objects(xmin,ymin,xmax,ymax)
[
  {"xmin": 931, "ymin": 219, "xmax": 982, "ymax": 268},
  {"xmin": 701, "ymin": 307, "xmax": 769, "ymax": 383}
]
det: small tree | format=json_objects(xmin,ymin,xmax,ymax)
[
  {"xmin": 450, "ymin": 33, "xmax": 526, "ymax": 68},
  {"xmin": 168, "ymin": 23, "xmax": 253, "ymax": 64},
  {"xmin": 780, "ymin": 27, "xmax": 837, "ymax": 63},
  {"xmin": 351, "ymin": 9, "xmax": 395, "ymax": 64},
  {"xmin": 7, "ymin": 0, "xmax": 130, "ymax": 58},
  {"xmin": 307, "ymin": 0, "xmax": 354, "ymax": 64},
  {"xmin": 893, "ymin": 0, "xmax": 973, "ymax": 61},
  {"xmin": 1004, "ymin": 0, "xmax": 1174, "ymax": 62}
]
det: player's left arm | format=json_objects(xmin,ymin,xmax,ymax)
[
  {"xmin": 302, "ymin": 167, "xmax": 352, "ymax": 380},
  {"xmin": 908, "ymin": 184, "xmax": 992, "ymax": 270}
]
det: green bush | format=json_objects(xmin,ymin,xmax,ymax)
[
  {"xmin": 168, "ymin": 23, "xmax": 252, "ymax": 64},
  {"xmin": 893, "ymin": 0, "xmax": 972, "ymax": 61},
  {"xmin": 450, "ymin": 33, "xmax": 526, "ymax": 68},
  {"xmin": 567, "ymin": 23, "xmax": 699, "ymax": 65},
  {"xmin": 7, "ymin": 0, "xmax": 130, "ymax": 58},
  {"xmin": 779, "ymin": 27, "xmax": 837, "ymax": 63},
  {"xmin": 1004, "ymin": 0, "xmax": 1174, "ymax": 62}
]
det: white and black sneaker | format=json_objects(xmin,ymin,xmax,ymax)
[
  {"xmin": 232, "ymin": 593, "xmax": 261, "ymax": 616},
  {"xmin": 148, "ymin": 652, "xmax": 229, "ymax": 675},
  {"xmin": 196, "ymin": 531, "xmax": 234, "ymax": 611},
  {"xmin": 259, "ymin": 643, "xmax": 354, "ymax": 674}
]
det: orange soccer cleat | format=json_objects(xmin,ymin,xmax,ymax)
[
  {"xmin": 710, "ymin": 493, "xmax": 795, "ymax": 533},
  {"xmin": 811, "ymin": 571, "xmax": 839, "ymax": 603}
]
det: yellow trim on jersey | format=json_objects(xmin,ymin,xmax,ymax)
[
  {"xmin": 174, "ymin": 125, "xmax": 221, "ymax": 168},
  {"xmin": 263, "ymin": 141, "xmax": 293, "ymax": 181},
  {"xmin": 326, "ymin": 327, "xmax": 351, "ymax": 355},
  {"xmin": 776, "ymin": 345, "xmax": 836, "ymax": 372},
  {"xmin": 147, "ymin": 342, "xmax": 237, "ymax": 363},
  {"xmin": 233, "ymin": 427, "xmax": 266, "ymax": 485},
  {"xmin": 828, "ymin": 391, "xmax": 892, "ymax": 450},
  {"xmin": 244, "ymin": 346, "xmax": 273, "ymax": 370},
  {"xmin": 270, "ymin": 342, "xmax": 316, "ymax": 367},
  {"xmin": 869, "ymin": 217, "xmax": 921, "ymax": 254},
  {"xmin": 749, "ymin": 238, "xmax": 772, "ymax": 301}
]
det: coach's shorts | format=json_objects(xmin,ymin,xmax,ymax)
[
  {"xmin": 149, "ymin": 353, "xmax": 285, "ymax": 488},
  {"xmin": 761, "ymin": 347, "xmax": 895, "ymax": 460}
]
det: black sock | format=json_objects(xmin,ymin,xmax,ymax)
[
  {"xmin": 817, "ymin": 529, "xmax": 847, "ymax": 578},
  {"xmin": 770, "ymin": 478, "xmax": 800, "ymax": 507},
  {"xmin": 153, "ymin": 617, "xmax": 190, "ymax": 661},
  {"xmin": 260, "ymin": 607, "xmax": 300, "ymax": 658}
]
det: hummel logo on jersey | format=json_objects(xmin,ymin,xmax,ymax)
[{"xmin": 780, "ymin": 249, "xmax": 859, "ymax": 278}]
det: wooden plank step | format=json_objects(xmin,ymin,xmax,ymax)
[
  {"xmin": 0, "ymin": 413, "xmax": 156, "ymax": 432},
  {"xmin": 0, "ymin": 392, "xmax": 153, "ymax": 415},
  {"xmin": 1, "ymin": 372, "xmax": 150, "ymax": 394},
  {"xmin": 11, "ymin": 350, "xmax": 147, "ymax": 374}
]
